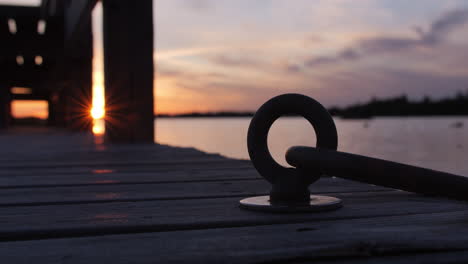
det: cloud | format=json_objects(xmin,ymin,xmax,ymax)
[
  {"xmin": 295, "ymin": 67, "xmax": 468, "ymax": 108},
  {"xmin": 209, "ymin": 55, "xmax": 260, "ymax": 68},
  {"xmin": 358, "ymin": 37, "xmax": 419, "ymax": 54},
  {"xmin": 285, "ymin": 64, "xmax": 301, "ymax": 73},
  {"xmin": 184, "ymin": 0, "xmax": 213, "ymax": 11},
  {"xmin": 423, "ymin": 8, "xmax": 468, "ymax": 44},
  {"xmin": 300, "ymin": 8, "xmax": 468, "ymax": 69},
  {"xmin": 306, "ymin": 48, "xmax": 360, "ymax": 67},
  {"xmin": 154, "ymin": 4, "xmax": 468, "ymax": 113},
  {"xmin": 157, "ymin": 65, "xmax": 228, "ymax": 81}
]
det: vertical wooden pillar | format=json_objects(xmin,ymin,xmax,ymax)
[
  {"xmin": 65, "ymin": 15, "xmax": 93, "ymax": 131},
  {"xmin": 47, "ymin": 91, "xmax": 67, "ymax": 127},
  {"xmin": 47, "ymin": 95, "xmax": 56, "ymax": 126},
  {"xmin": 0, "ymin": 87, "xmax": 11, "ymax": 129},
  {"xmin": 102, "ymin": 0, "xmax": 155, "ymax": 143},
  {"xmin": 55, "ymin": 91, "xmax": 68, "ymax": 127}
]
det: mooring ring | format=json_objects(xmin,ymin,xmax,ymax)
[{"xmin": 247, "ymin": 93, "xmax": 338, "ymax": 203}]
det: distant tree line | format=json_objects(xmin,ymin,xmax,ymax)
[
  {"xmin": 156, "ymin": 111, "xmax": 254, "ymax": 118},
  {"xmin": 329, "ymin": 91, "xmax": 468, "ymax": 118},
  {"xmin": 155, "ymin": 92, "xmax": 468, "ymax": 118}
]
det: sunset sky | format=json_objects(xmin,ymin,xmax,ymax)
[{"xmin": 4, "ymin": 0, "xmax": 468, "ymax": 116}]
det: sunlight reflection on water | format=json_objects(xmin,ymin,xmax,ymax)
[{"xmin": 155, "ymin": 117, "xmax": 468, "ymax": 176}]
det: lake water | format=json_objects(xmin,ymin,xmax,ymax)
[{"xmin": 155, "ymin": 117, "xmax": 468, "ymax": 176}]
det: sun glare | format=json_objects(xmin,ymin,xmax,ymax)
[
  {"xmin": 91, "ymin": 105, "xmax": 105, "ymax": 119},
  {"xmin": 92, "ymin": 118, "xmax": 105, "ymax": 135},
  {"xmin": 91, "ymin": 2, "xmax": 105, "ymax": 136},
  {"xmin": 90, "ymin": 81, "xmax": 106, "ymax": 136}
]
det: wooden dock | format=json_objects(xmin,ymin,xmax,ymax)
[{"xmin": 1, "ymin": 129, "xmax": 468, "ymax": 263}]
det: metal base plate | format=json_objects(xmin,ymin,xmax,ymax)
[{"xmin": 239, "ymin": 195, "xmax": 342, "ymax": 213}]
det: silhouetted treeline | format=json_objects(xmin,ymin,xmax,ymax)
[
  {"xmin": 329, "ymin": 92, "xmax": 468, "ymax": 118},
  {"xmin": 156, "ymin": 92, "xmax": 468, "ymax": 119},
  {"xmin": 156, "ymin": 111, "xmax": 254, "ymax": 118}
]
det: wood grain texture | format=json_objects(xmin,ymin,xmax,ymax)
[
  {"xmin": 2, "ymin": 210, "xmax": 468, "ymax": 263},
  {"xmin": 0, "ymin": 190, "xmax": 466, "ymax": 241},
  {"xmin": 0, "ymin": 177, "xmax": 388, "ymax": 206},
  {"xmin": 0, "ymin": 129, "xmax": 467, "ymax": 263},
  {"xmin": 0, "ymin": 167, "xmax": 258, "ymax": 188}
]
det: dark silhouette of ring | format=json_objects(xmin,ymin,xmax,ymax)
[{"xmin": 241, "ymin": 94, "xmax": 342, "ymax": 212}]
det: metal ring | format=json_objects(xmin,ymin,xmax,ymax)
[{"xmin": 247, "ymin": 93, "xmax": 338, "ymax": 203}]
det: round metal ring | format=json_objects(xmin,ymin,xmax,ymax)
[{"xmin": 247, "ymin": 93, "xmax": 338, "ymax": 203}]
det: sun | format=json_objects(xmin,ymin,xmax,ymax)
[{"xmin": 90, "ymin": 106, "xmax": 105, "ymax": 119}]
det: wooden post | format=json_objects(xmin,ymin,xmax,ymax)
[
  {"xmin": 0, "ymin": 87, "xmax": 11, "ymax": 129},
  {"xmin": 47, "ymin": 95, "xmax": 56, "ymax": 126},
  {"xmin": 102, "ymin": 0, "xmax": 155, "ymax": 143},
  {"xmin": 64, "ymin": 14, "xmax": 93, "ymax": 131},
  {"xmin": 47, "ymin": 91, "xmax": 67, "ymax": 127}
]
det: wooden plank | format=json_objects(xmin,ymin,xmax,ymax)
[
  {"xmin": 0, "ymin": 86, "xmax": 10, "ymax": 129},
  {"xmin": 0, "ymin": 160, "xmax": 252, "ymax": 178},
  {"xmin": 313, "ymin": 251, "xmax": 468, "ymax": 264},
  {"xmin": 0, "ymin": 149, "xmax": 236, "ymax": 164},
  {"xmin": 2, "ymin": 210, "xmax": 468, "ymax": 263},
  {"xmin": 0, "ymin": 133, "xmax": 236, "ymax": 167},
  {"xmin": 0, "ymin": 191, "xmax": 466, "ymax": 241},
  {"xmin": 0, "ymin": 178, "xmax": 389, "ymax": 206},
  {"xmin": 0, "ymin": 131, "xmax": 225, "ymax": 162},
  {"xmin": 0, "ymin": 148, "xmax": 227, "ymax": 164},
  {"xmin": 0, "ymin": 147, "xmax": 210, "ymax": 162},
  {"xmin": 0, "ymin": 166, "xmax": 257, "ymax": 187},
  {"xmin": 0, "ymin": 157, "xmax": 248, "ymax": 174}
]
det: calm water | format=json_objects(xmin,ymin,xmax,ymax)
[{"xmin": 155, "ymin": 117, "xmax": 468, "ymax": 175}]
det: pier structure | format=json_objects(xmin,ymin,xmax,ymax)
[
  {"xmin": 0, "ymin": 0, "xmax": 154, "ymax": 142},
  {"xmin": 0, "ymin": 128, "xmax": 468, "ymax": 263}
]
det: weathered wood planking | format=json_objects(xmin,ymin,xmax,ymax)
[
  {"xmin": 0, "ymin": 167, "xmax": 257, "ymax": 187},
  {"xmin": 0, "ymin": 141, "xmax": 226, "ymax": 164},
  {"xmin": 0, "ymin": 159, "xmax": 252, "ymax": 177},
  {"xmin": 0, "ymin": 129, "xmax": 211, "ymax": 160},
  {"xmin": 0, "ymin": 191, "xmax": 467, "ymax": 241},
  {"xmin": 1, "ymin": 129, "xmax": 468, "ymax": 263},
  {"xmin": 0, "ymin": 178, "xmax": 389, "ymax": 206},
  {"xmin": 0, "ymin": 156, "xmax": 243, "ymax": 170},
  {"xmin": 0, "ymin": 168, "xmax": 257, "ymax": 188},
  {"xmin": 0, "ymin": 143, "xmax": 218, "ymax": 161},
  {"xmin": 2, "ymin": 210, "xmax": 468, "ymax": 263}
]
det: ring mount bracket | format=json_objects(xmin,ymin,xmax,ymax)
[
  {"xmin": 240, "ymin": 195, "xmax": 342, "ymax": 213},
  {"xmin": 241, "ymin": 94, "xmax": 342, "ymax": 213}
]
